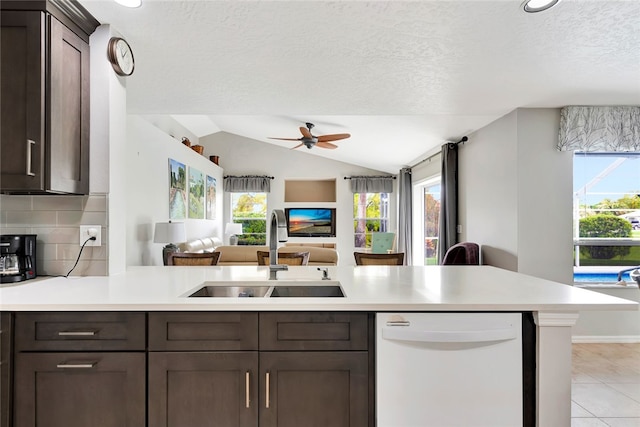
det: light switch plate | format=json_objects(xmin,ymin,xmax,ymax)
[{"xmin": 80, "ymin": 225, "xmax": 102, "ymax": 246}]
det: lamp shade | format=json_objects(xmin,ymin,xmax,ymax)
[
  {"xmin": 225, "ymin": 223, "xmax": 243, "ymax": 235},
  {"xmin": 153, "ymin": 222, "xmax": 186, "ymax": 244}
]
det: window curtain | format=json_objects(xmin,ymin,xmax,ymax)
[
  {"xmin": 223, "ymin": 175, "xmax": 272, "ymax": 192},
  {"xmin": 437, "ymin": 143, "xmax": 458, "ymax": 264},
  {"xmin": 558, "ymin": 106, "xmax": 640, "ymax": 152},
  {"xmin": 349, "ymin": 176, "xmax": 395, "ymax": 193},
  {"xmin": 397, "ymin": 168, "xmax": 412, "ymax": 265}
]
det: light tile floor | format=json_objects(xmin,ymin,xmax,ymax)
[{"xmin": 572, "ymin": 343, "xmax": 640, "ymax": 427}]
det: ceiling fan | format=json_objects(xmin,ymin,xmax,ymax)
[{"xmin": 268, "ymin": 122, "xmax": 350, "ymax": 150}]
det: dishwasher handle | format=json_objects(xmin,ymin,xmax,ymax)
[{"xmin": 382, "ymin": 325, "xmax": 517, "ymax": 343}]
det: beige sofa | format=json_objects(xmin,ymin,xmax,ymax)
[
  {"xmin": 177, "ymin": 237, "xmax": 223, "ymax": 253},
  {"xmin": 214, "ymin": 244, "xmax": 338, "ymax": 266},
  {"xmin": 177, "ymin": 238, "xmax": 338, "ymax": 266}
]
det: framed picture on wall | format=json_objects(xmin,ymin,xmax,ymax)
[
  {"xmin": 206, "ymin": 175, "xmax": 216, "ymax": 220},
  {"xmin": 188, "ymin": 167, "xmax": 205, "ymax": 219},
  {"xmin": 168, "ymin": 158, "xmax": 187, "ymax": 220}
]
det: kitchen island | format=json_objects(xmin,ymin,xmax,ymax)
[{"xmin": 0, "ymin": 265, "xmax": 637, "ymax": 427}]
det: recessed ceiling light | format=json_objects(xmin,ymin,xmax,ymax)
[
  {"xmin": 114, "ymin": 0, "xmax": 141, "ymax": 8},
  {"xmin": 522, "ymin": 0, "xmax": 561, "ymax": 13}
]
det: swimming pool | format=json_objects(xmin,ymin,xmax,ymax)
[{"xmin": 573, "ymin": 272, "xmax": 632, "ymax": 283}]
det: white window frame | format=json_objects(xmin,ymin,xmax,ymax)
[
  {"xmin": 353, "ymin": 192, "xmax": 390, "ymax": 249},
  {"xmin": 412, "ymin": 175, "xmax": 441, "ymax": 265},
  {"xmin": 230, "ymin": 192, "xmax": 268, "ymax": 245}
]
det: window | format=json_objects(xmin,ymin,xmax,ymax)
[
  {"xmin": 353, "ymin": 192, "xmax": 389, "ymax": 249},
  {"xmin": 573, "ymin": 153, "xmax": 640, "ymax": 274},
  {"xmin": 231, "ymin": 192, "xmax": 267, "ymax": 245},
  {"xmin": 414, "ymin": 177, "xmax": 441, "ymax": 265}
]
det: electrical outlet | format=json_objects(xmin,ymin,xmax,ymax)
[{"xmin": 80, "ymin": 225, "xmax": 102, "ymax": 246}]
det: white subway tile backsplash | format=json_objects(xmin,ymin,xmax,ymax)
[
  {"xmin": 33, "ymin": 227, "xmax": 79, "ymax": 244},
  {"xmin": 0, "ymin": 195, "xmax": 32, "ymax": 211},
  {"xmin": 0, "ymin": 195, "xmax": 108, "ymax": 276},
  {"xmin": 58, "ymin": 243, "xmax": 106, "ymax": 261},
  {"xmin": 32, "ymin": 196, "xmax": 83, "ymax": 211},
  {"xmin": 6, "ymin": 211, "xmax": 58, "ymax": 227},
  {"xmin": 57, "ymin": 211, "xmax": 107, "ymax": 226},
  {"xmin": 82, "ymin": 195, "xmax": 108, "ymax": 212},
  {"xmin": 38, "ymin": 243, "xmax": 57, "ymax": 262},
  {"xmin": 40, "ymin": 260, "xmax": 107, "ymax": 277}
]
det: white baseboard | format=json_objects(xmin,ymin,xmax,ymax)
[{"xmin": 572, "ymin": 335, "xmax": 640, "ymax": 343}]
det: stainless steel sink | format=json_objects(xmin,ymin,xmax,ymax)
[
  {"xmin": 188, "ymin": 285, "xmax": 271, "ymax": 298},
  {"xmin": 270, "ymin": 285, "xmax": 344, "ymax": 298},
  {"xmin": 185, "ymin": 280, "xmax": 345, "ymax": 298}
]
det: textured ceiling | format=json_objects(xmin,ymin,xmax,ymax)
[{"xmin": 80, "ymin": 0, "xmax": 640, "ymax": 173}]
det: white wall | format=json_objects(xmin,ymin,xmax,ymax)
[
  {"xmin": 515, "ymin": 109, "xmax": 573, "ymax": 284},
  {"xmin": 90, "ymin": 24, "xmax": 129, "ymax": 275},
  {"xmin": 459, "ymin": 108, "xmax": 573, "ymax": 284},
  {"xmin": 199, "ymin": 132, "xmax": 396, "ymax": 265},
  {"xmin": 126, "ymin": 116, "xmax": 224, "ymax": 266}
]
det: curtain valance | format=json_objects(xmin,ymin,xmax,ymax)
[
  {"xmin": 558, "ymin": 106, "xmax": 640, "ymax": 152},
  {"xmin": 347, "ymin": 176, "xmax": 395, "ymax": 193},
  {"xmin": 223, "ymin": 175, "xmax": 272, "ymax": 192}
]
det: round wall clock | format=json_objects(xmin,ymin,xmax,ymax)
[{"xmin": 107, "ymin": 37, "xmax": 135, "ymax": 76}]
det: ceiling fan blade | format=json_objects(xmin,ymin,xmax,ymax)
[
  {"xmin": 291, "ymin": 143, "xmax": 304, "ymax": 150},
  {"xmin": 268, "ymin": 137, "xmax": 302, "ymax": 141},
  {"xmin": 317, "ymin": 133, "xmax": 350, "ymax": 142},
  {"xmin": 299, "ymin": 127, "xmax": 313, "ymax": 139},
  {"xmin": 316, "ymin": 141, "xmax": 338, "ymax": 149}
]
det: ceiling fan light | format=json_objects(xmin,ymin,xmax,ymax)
[
  {"xmin": 522, "ymin": 0, "xmax": 560, "ymax": 13},
  {"xmin": 114, "ymin": 0, "xmax": 142, "ymax": 8}
]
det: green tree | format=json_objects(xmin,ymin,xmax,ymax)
[
  {"xmin": 579, "ymin": 214, "xmax": 632, "ymax": 259},
  {"xmin": 232, "ymin": 193, "xmax": 267, "ymax": 217},
  {"xmin": 594, "ymin": 194, "xmax": 640, "ymax": 216}
]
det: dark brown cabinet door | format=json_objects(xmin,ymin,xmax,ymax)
[
  {"xmin": 0, "ymin": 313, "xmax": 13, "ymax": 427},
  {"xmin": 0, "ymin": 11, "xmax": 46, "ymax": 192},
  {"xmin": 0, "ymin": 10, "xmax": 89, "ymax": 194},
  {"xmin": 13, "ymin": 352, "xmax": 145, "ymax": 427},
  {"xmin": 48, "ymin": 15, "xmax": 90, "ymax": 194},
  {"xmin": 260, "ymin": 352, "xmax": 368, "ymax": 427},
  {"xmin": 149, "ymin": 352, "xmax": 259, "ymax": 427}
]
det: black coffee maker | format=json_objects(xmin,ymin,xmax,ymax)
[{"xmin": 0, "ymin": 235, "xmax": 37, "ymax": 283}]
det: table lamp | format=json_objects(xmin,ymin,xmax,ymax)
[
  {"xmin": 225, "ymin": 223, "xmax": 243, "ymax": 245},
  {"xmin": 154, "ymin": 221, "xmax": 186, "ymax": 265}
]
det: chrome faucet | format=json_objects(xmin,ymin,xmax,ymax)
[
  {"xmin": 268, "ymin": 209, "xmax": 289, "ymax": 280},
  {"xmin": 318, "ymin": 267, "xmax": 330, "ymax": 280}
]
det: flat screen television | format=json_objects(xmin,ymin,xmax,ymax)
[{"xmin": 285, "ymin": 208, "xmax": 336, "ymax": 238}]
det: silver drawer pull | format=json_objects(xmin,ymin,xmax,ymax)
[
  {"xmin": 26, "ymin": 139, "xmax": 36, "ymax": 176},
  {"xmin": 386, "ymin": 320, "xmax": 410, "ymax": 327},
  {"xmin": 245, "ymin": 371, "xmax": 250, "ymax": 408},
  {"xmin": 56, "ymin": 361, "xmax": 97, "ymax": 369},
  {"xmin": 57, "ymin": 331, "xmax": 97, "ymax": 336},
  {"xmin": 265, "ymin": 372, "xmax": 270, "ymax": 409}
]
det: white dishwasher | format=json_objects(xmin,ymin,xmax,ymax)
[{"xmin": 376, "ymin": 312, "xmax": 523, "ymax": 427}]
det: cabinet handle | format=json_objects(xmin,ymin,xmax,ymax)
[
  {"xmin": 26, "ymin": 139, "xmax": 36, "ymax": 176},
  {"xmin": 57, "ymin": 331, "xmax": 97, "ymax": 336},
  {"xmin": 245, "ymin": 371, "xmax": 250, "ymax": 408},
  {"xmin": 56, "ymin": 361, "xmax": 97, "ymax": 369},
  {"xmin": 265, "ymin": 372, "xmax": 270, "ymax": 409}
]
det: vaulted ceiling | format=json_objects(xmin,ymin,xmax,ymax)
[{"xmin": 80, "ymin": 0, "xmax": 640, "ymax": 173}]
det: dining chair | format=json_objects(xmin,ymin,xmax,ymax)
[
  {"xmin": 256, "ymin": 251, "xmax": 310, "ymax": 266},
  {"xmin": 353, "ymin": 252, "xmax": 404, "ymax": 265},
  {"xmin": 441, "ymin": 242, "xmax": 480, "ymax": 265},
  {"xmin": 167, "ymin": 252, "xmax": 221, "ymax": 266}
]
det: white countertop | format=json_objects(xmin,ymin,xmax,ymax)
[{"xmin": 0, "ymin": 265, "xmax": 637, "ymax": 312}]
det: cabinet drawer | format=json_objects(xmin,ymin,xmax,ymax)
[
  {"xmin": 14, "ymin": 312, "xmax": 145, "ymax": 351},
  {"xmin": 14, "ymin": 352, "xmax": 145, "ymax": 427},
  {"xmin": 260, "ymin": 312, "xmax": 369, "ymax": 351},
  {"xmin": 149, "ymin": 312, "xmax": 258, "ymax": 351}
]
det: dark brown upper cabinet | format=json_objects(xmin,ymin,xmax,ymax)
[{"xmin": 0, "ymin": 1, "xmax": 98, "ymax": 194}]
